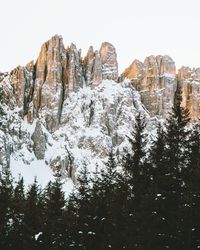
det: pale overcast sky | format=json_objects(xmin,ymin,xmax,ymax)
[{"xmin": 0, "ymin": 0, "xmax": 200, "ymax": 73}]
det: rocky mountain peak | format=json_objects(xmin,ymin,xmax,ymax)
[
  {"xmin": 122, "ymin": 55, "xmax": 177, "ymax": 117},
  {"xmin": 177, "ymin": 66, "xmax": 200, "ymax": 118},
  {"xmin": 143, "ymin": 55, "xmax": 176, "ymax": 77},
  {"xmin": 32, "ymin": 35, "xmax": 67, "ymax": 130},
  {"xmin": 0, "ymin": 35, "xmax": 199, "ymax": 184},
  {"xmin": 123, "ymin": 59, "xmax": 146, "ymax": 81},
  {"xmin": 19, "ymin": 36, "xmax": 119, "ymax": 132},
  {"xmin": 123, "ymin": 53, "xmax": 200, "ymax": 119},
  {"xmin": 155, "ymin": 55, "xmax": 176, "ymax": 75},
  {"xmin": 100, "ymin": 42, "xmax": 118, "ymax": 82}
]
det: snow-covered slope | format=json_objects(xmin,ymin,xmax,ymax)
[
  {"xmin": 0, "ymin": 76, "xmax": 157, "ymax": 188},
  {"xmin": 0, "ymin": 35, "xmax": 199, "ymax": 190}
]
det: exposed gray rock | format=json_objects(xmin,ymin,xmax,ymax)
[
  {"xmin": 123, "ymin": 55, "xmax": 177, "ymax": 117},
  {"xmin": 100, "ymin": 42, "xmax": 118, "ymax": 82},
  {"xmin": 83, "ymin": 48, "xmax": 103, "ymax": 86},
  {"xmin": 0, "ymin": 35, "xmax": 199, "ymax": 183},
  {"xmin": 31, "ymin": 121, "xmax": 46, "ymax": 160},
  {"xmin": 83, "ymin": 42, "xmax": 118, "ymax": 86},
  {"xmin": 10, "ymin": 63, "xmax": 34, "ymax": 116},
  {"xmin": 92, "ymin": 51, "xmax": 103, "ymax": 86},
  {"xmin": 33, "ymin": 35, "xmax": 67, "ymax": 131},
  {"xmin": 83, "ymin": 46, "xmax": 95, "ymax": 86},
  {"xmin": 178, "ymin": 66, "xmax": 200, "ymax": 119},
  {"xmin": 66, "ymin": 43, "xmax": 85, "ymax": 92}
]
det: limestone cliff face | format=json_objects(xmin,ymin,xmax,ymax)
[
  {"xmin": 100, "ymin": 42, "xmax": 118, "ymax": 82},
  {"xmin": 123, "ymin": 55, "xmax": 177, "ymax": 117},
  {"xmin": 83, "ymin": 47, "xmax": 102, "ymax": 86},
  {"xmin": 7, "ymin": 35, "xmax": 119, "ymax": 132},
  {"xmin": 32, "ymin": 36, "xmax": 118, "ymax": 131},
  {"xmin": 31, "ymin": 121, "xmax": 46, "ymax": 160},
  {"xmin": 10, "ymin": 63, "xmax": 34, "ymax": 116},
  {"xmin": 1, "ymin": 35, "xmax": 200, "ymax": 133},
  {"xmin": 123, "ymin": 56, "xmax": 200, "ymax": 118},
  {"xmin": 0, "ymin": 34, "xmax": 200, "ymax": 181},
  {"xmin": 177, "ymin": 67, "xmax": 200, "ymax": 118},
  {"xmin": 83, "ymin": 42, "xmax": 118, "ymax": 86},
  {"xmin": 123, "ymin": 59, "xmax": 146, "ymax": 83},
  {"xmin": 32, "ymin": 35, "xmax": 67, "ymax": 131},
  {"xmin": 66, "ymin": 43, "xmax": 85, "ymax": 92},
  {"xmin": 0, "ymin": 35, "xmax": 120, "ymax": 167}
]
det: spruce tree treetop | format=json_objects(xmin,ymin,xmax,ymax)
[
  {"xmin": 124, "ymin": 112, "xmax": 146, "ymax": 176},
  {"xmin": 165, "ymin": 81, "xmax": 191, "ymax": 171}
]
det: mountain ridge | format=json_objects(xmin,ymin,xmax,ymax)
[{"xmin": 0, "ymin": 34, "xmax": 199, "ymax": 186}]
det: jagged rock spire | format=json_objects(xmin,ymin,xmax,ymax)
[
  {"xmin": 2, "ymin": 35, "xmax": 200, "ymax": 131},
  {"xmin": 0, "ymin": 34, "xmax": 200, "ymax": 178},
  {"xmin": 122, "ymin": 55, "xmax": 177, "ymax": 117},
  {"xmin": 7, "ymin": 36, "xmax": 120, "ymax": 131},
  {"xmin": 177, "ymin": 66, "xmax": 200, "ymax": 118},
  {"xmin": 100, "ymin": 42, "xmax": 118, "ymax": 82},
  {"xmin": 83, "ymin": 42, "xmax": 118, "ymax": 86}
]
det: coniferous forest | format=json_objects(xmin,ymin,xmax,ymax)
[{"xmin": 0, "ymin": 85, "xmax": 200, "ymax": 250}]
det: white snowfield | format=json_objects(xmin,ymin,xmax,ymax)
[{"xmin": 0, "ymin": 79, "xmax": 158, "ymax": 193}]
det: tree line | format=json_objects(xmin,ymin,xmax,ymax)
[{"xmin": 0, "ymin": 84, "xmax": 200, "ymax": 250}]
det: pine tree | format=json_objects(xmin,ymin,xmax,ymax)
[
  {"xmin": 23, "ymin": 178, "xmax": 45, "ymax": 250},
  {"xmin": 146, "ymin": 123, "xmax": 173, "ymax": 250},
  {"xmin": 103, "ymin": 151, "xmax": 130, "ymax": 250},
  {"xmin": 122, "ymin": 113, "xmax": 150, "ymax": 249},
  {"xmin": 90, "ymin": 151, "xmax": 119, "ymax": 250},
  {"xmin": 72, "ymin": 165, "xmax": 94, "ymax": 249},
  {"xmin": 8, "ymin": 176, "xmax": 26, "ymax": 250},
  {"xmin": 181, "ymin": 124, "xmax": 200, "ymax": 249},
  {"xmin": 40, "ymin": 180, "xmax": 66, "ymax": 250},
  {"xmin": 165, "ymin": 83, "xmax": 191, "ymax": 171},
  {"xmin": 159, "ymin": 82, "xmax": 191, "ymax": 249},
  {"xmin": 124, "ymin": 113, "xmax": 146, "ymax": 175},
  {"xmin": 64, "ymin": 188, "xmax": 80, "ymax": 248},
  {"xmin": 0, "ymin": 169, "xmax": 13, "ymax": 250}
]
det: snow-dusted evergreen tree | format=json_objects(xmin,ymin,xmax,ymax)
[
  {"xmin": 144, "ymin": 124, "xmax": 168, "ymax": 250},
  {"xmin": 122, "ymin": 113, "xmax": 151, "ymax": 249},
  {"xmin": 0, "ymin": 169, "xmax": 13, "ymax": 250},
  {"xmin": 155, "ymin": 82, "xmax": 192, "ymax": 249},
  {"xmin": 8, "ymin": 177, "xmax": 26, "ymax": 250},
  {"xmin": 39, "ymin": 180, "xmax": 66, "ymax": 250},
  {"xmin": 181, "ymin": 124, "xmax": 200, "ymax": 249},
  {"xmin": 124, "ymin": 113, "xmax": 146, "ymax": 176},
  {"xmin": 23, "ymin": 178, "xmax": 44, "ymax": 249},
  {"xmin": 0, "ymin": 80, "xmax": 199, "ymax": 249},
  {"xmin": 165, "ymin": 82, "xmax": 191, "ymax": 171},
  {"xmin": 72, "ymin": 165, "xmax": 94, "ymax": 249},
  {"xmin": 90, "ymin": 151, "xmax": 119, "ymax": 250}
]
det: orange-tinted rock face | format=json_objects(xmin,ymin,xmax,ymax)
[
  {"xmin": 178, "ymin": 67, "xmax": 200, "ymax": 119},
  {"xmin": 0, "ymin": 35, "xmax": 199, "ymax": 176},
  {"xmin": 123, "ymin": 55, "xmax": 177, "ymax": 117},
  {"xmin": 32, "ymin": 35, "xmax": 67, "ymax": 131},
  {"xmin": 66, "ymin": 43, "xmax": 85, "ymax": 92},
  {"xmin": 100, "ymin": 42, "xmax": 118, "ymax": 82},
  {"xmin": 83, "ymin": 42, "xmax": 118, "ymax": 86},
  {"xmin": 10, "ymin": 66, "xmax": 27, "ymax": 110},
  {"xmin": 5, "ymin": 36, "xmax": 119, "ymax": 132},
  {"xmin": 83, "ymin": 47, "xmax": 103, "ymax": 86},
  {"xmin": 123, "ymin": 59, "xmax": 146, "ymax": 82},
  {"xmin": 123, "ymin": 55, "xmax": 200, "ymax": 120},
  {"xmin": 10, "ymin": 63, "xmax": 34, "ymax": 116},
  {"xmin": 3, "ymin": 35, "xmax": 200, "ymax": 133}
]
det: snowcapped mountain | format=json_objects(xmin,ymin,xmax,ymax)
[{"xmin": 0, "ymin": 35, "xmax": 199, "ymax": 187}]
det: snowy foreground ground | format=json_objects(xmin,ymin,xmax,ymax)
[{"xmin": 9, "ymin": 158, "xmax": 74, "ymax": 196}]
